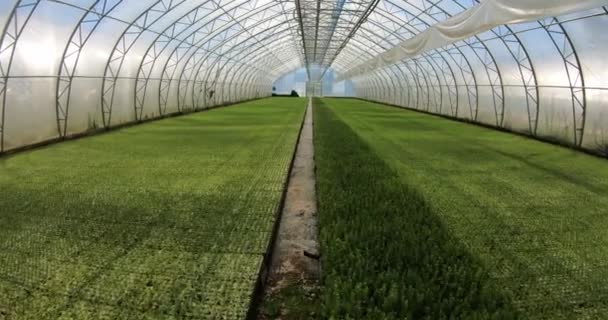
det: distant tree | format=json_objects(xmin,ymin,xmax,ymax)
[{"xmin": 290, "ymin": 89, "xmax": 299, "ymax": 97}]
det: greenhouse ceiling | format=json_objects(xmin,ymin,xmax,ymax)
[{"xmin": 1, "ymin": 0, "xmax": 608, "ymax": 153}]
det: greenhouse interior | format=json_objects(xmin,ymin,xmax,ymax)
[{"xmin": 1, "ymin": 0, "xmax": 608, "ymax": 319}]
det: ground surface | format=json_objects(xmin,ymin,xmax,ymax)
[
  {"xmin": 259, "ymin": 100, "xmax": 320, "ymax": 320},
  {"xmin": 315, "ymin": 98, "xmax": 608, "ymax": 319},
  {"xmin": 0, "ymin": 98, "xmax": 305, "ymax": 319}
]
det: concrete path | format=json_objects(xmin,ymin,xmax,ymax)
[{"xmin": 267, "ymin": 98, "xmax": 319, "ymax": 291}]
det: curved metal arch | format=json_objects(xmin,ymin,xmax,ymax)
[
  {"xmin": 56, "ymin": 0, "xmax": 123, "ymax": 137},
  {"xmin": 154, "ymin": 0, "xmax": 267, "ymax": 114},
  {"xmin": 460, "ymin": 37, "xmax": 505, "ymax": 126},
  {"xmin": 538, "ymin": 17, "xmax": 588, "ymax": 146},
  {"xmin": 196, "ymin": 30, "xmax": 298, "ymax": 108},
  {"xmin": 202, "ymin": 39, "xmax": 290, "ymax": 105},
  {"xmin": 364, "ymin": 74, "xmax": 379, "ymax": 100},
  {"xmin": 409, "ymin": 58, "xmax": 432, "ymax": 110},
  {"xmin": 363, "ymin": 78, "xmax": 378, "ymax": 100},
  {"xmin": 217, "ymin": 39, "xmax": 301, "ymax": 100},
  {"xmin": 240, "ymin": 67, "xmax": 262, "ymax": 98},
  {"xmin": 235, "ymin": 50, "xmax": 302, "ymax": 90},
  {"xmin": 491, "ymin": 24, "xmax": 539, "ymax": 133},
  {"xmin": 372, "ymin": 60, "xmax": 405, "ymax": 106},
  {"xmin": 332, "ymin": 0, "xmax": 481, "ymax": 120},
  {"xmin": 343, "ymin": 26, "xmax": 412, "ymax": 105},
  {"xmin": 332, "ymin": 5, "xmax": 470, "ymax": 115},
  {"xmin": 198, "ymin": 25, "xmax": 299, "ymax": 91},
  {"xmin": 244, "ymin": 72, "xmax": 265, "ymax": 98},
  {"xmin": 423, "ymin": 51, "xmax": 458, "ymax": 114},
  {"xmin": 351, "ymin": 18, "xmax": 448, "ymax": 113},
  {"xmin": 360, "ymin": 76, "xmax": 375, "ymax": 100},
  {"xmin": 363, "ymin": 78, "xmax": 374, "ymax": 100},
  {"xmin": 0, "ymin": 0, "xmax": 40, "ymax": 152},
  {"xmin": 357, "ymin": 6, "xmax": 459, "ymax": 114},
  {"xmin": 461, "ymin": 0, "xmax": 540, "ymax": 134},
  {"xmin": 192, "ymin": 26, "xmax": 285, "ymax": 108},
  {"xmin": 366, "ymin": 77, "xmax": 378, "ymax": 100},
  {"xmin": 367, "ymin": 64, "xmax": 395, "ymax": 104},
  {"xmin": 400, "ymin": 59, "xmax": 425, "ymax": 109},
  {"xmin": 334, "ymin": 27, "xmax": 435, "ymax": 111},
  {"xmin": 324, "ymin": 26, "xmax": 424, "ymax": 105},
  {"xmin": 331, "ymin": 0, "xmax": 460, "ymax": 73},
  {"xmin": 355, "ymin": 78, "xmax": 366, "ymax": 98},
  {"xmin": 197, "ymin": 10, "xmax": 418, "ymax": 106},
  {"xmin": 334, "ymin": 40, "xmax": 415, "ymax": 107},
  {"xmin": 418, "ymin": 4, "xmax": 503, "ymax": 123},
  {"xmin": 185, "ymin": 17, "xmax": 295, "ymax": 110},
  {"xmin": 52, "ymin": 0, "xmax": 300, "ymax": 117},
  {"xmin": 228, "ymin": 39, "xmax": 301, "ymax": 77},
  {"xmin": 0, "ymin": 0, "xmax": 603, "ymax": 155},
  {"xmin": 339, "ymin": 45, "xmax": 422, "ymax": 110},
  {"xmin": 101, "ymin": 0, "xmax": 186, "ymax": 128},
  {"xmin": 370, "ymin": 71, "xmax": 389, "ymax": 102},
  {"xmin": 232, "ymin": 48, "xmax": 301, "ymax": 94},
  {"xmin": 133, "ymin": 0, "xmax": 217, "ymax": 120},
  {"xmin": 387, "ymin": 62, "xmax": 414, "ymax": 108},
  {"xmin": 358, "ymin": 75, "xmax": 374, "ymax": 99},
  {"xmin": 233, "ymin": 70, "xmax": 256, "ymax": 100},
  {"xmin": 384, "ymin": 65, "xmax": 400, "ymax": 105},
  {"xmin": 415, "ymin": 56, "xmax": 443, "ymax": 113},
  {"xmin": 230, "ymin": 53, "xmax": 301, "ymax": 102},
  {"xmin": 214, "ymin": 1, "xmax": 298, "ymax": 67},
  {"xmin": 363, "ymin": 70, "xmax": 383, "ymax": 101},
  {"xmin": 224, "ymin": 58, "xmax": 271, "ymax": 102},
  {"xmin": 159, "ymin": 0, "xmax": 287, "ymax": 113},
  {"xmin": 294, "ymin": 0, "xmax": 470, "ymax": 114},
  {"xmin": 162, "ymin": 0, "xmax": 297, "ymax": 109},
  {"xmin": 371, "ymin": 0, "xmax": 501, "ymax": 124},
  {"xmin": 378, "ymin": 62, "xmax": 409, "ymax": 107},
  {"xmin": 369, "ymin": 51, "xmax": 424, "ymax": 110},
  {"xmin": 181, "ymin": 9, "xmax": 294, "ymax": 80},
  {"xmin": 437, "ymin": 47, "xmax": 478, "ymax": 119},
  {"xmin": 384, "ymin": 68, "xmax": 401, "ymax": 106},
  {"xmin": 224, "ymin": 41, "xmax": 300, "ymax": 88},
  {"xmin": 366, "ymin": 4, "xmax": 476, "ymax": 118},
  {"xmin": 280, "ymin": 26, "xmax": 403, "ymax": 97},
  {"xmin": 427, "ymin": 51, "xmax": 459, "ymax": 116}
]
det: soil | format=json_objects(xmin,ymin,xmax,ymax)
[{"xmin": 259, "ymin": 98, "xmax": 320, "ymax": 319}]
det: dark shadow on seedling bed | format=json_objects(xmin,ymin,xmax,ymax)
[
  {"xmin": 0, "ymin": 179, "xmax": 278, "ymax": 319},
  {"xmin": 487, "ymin": 147, "xmax": 608, "ymax": 195},
  {"xmin": 313, "ymin": 99, "xmax": 519, "ymax": 319}
]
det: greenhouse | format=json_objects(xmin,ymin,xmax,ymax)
[{"xmin": 1, "ymin": 0, "xmax": 608, "ymax": 319}]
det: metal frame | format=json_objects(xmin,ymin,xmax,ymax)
[
  {"xmin": 133, "ymin": 0, "xmax": 216, "ymax": 120},
  {"xmin": 0, "ymin": 0, "xmax": 40, "ymax": 152},
  {"xmin": 101, "ymin": 0, "xmax": 185, "ymax": 128},
  {"xmin": 55, "ymin": 0, "xmax": 123, "ymax": 137},
  {"xmin": 0, "ymin": 0, "xmax": 606, "ymax": 153},
  {"xmin": 538, "ymin": 17, "xmax": 587, "ymax": 146}
]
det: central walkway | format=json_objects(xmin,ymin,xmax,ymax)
[{"xmin": 267, "ymin": 98, "xmax": 320, "ymax": 291}]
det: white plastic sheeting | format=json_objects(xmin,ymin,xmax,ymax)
[
  {"xmin": 0, "ymin": 0, "xmax": 304, "ymax": 152},
  {"xmin": 340, "ymin": 2, "xmax": 608, "ymax": 153},
  {"xmin": 339, "ymin": 0, "xmax": 608, "ymax": 80},
  {"xmin": 0, "ymin": 0, "xmax": 608, "ymax": 155}
]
